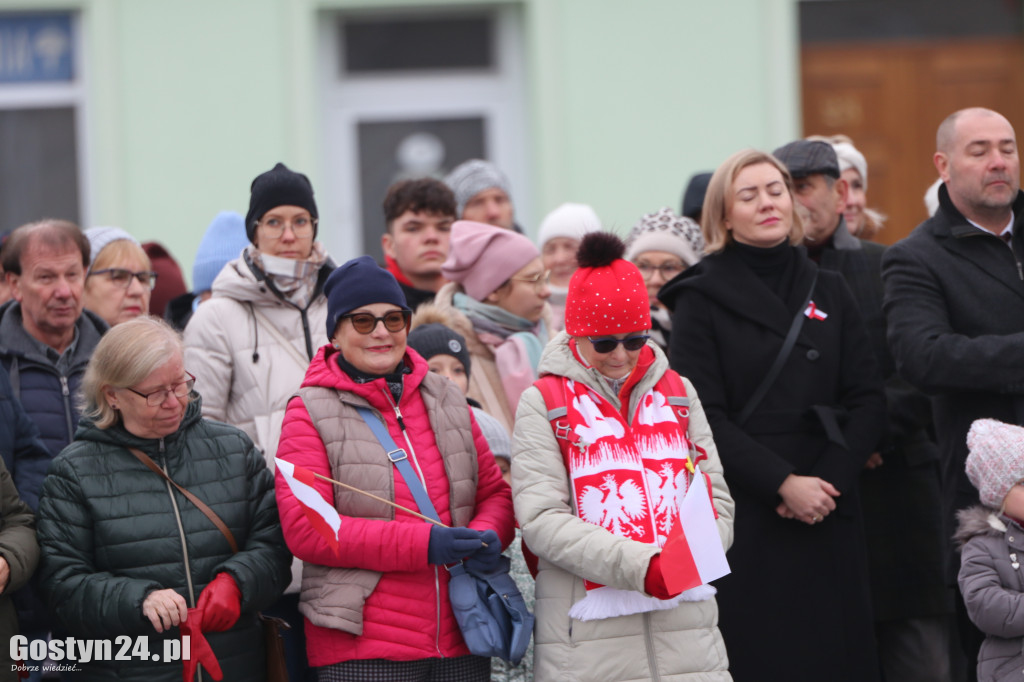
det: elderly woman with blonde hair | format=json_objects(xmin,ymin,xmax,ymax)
[
  {"xmin": 36, "ymin": 316, "xmax": 290, "ymax": 682},
  {"xmin": 659, "ymin": 148, "xmax": 886, "ymax": 681},
  {"xmin": 83, "ymin": 227, "xmax": 157, "ymax": 327}
]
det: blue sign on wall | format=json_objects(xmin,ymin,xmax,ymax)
[{"xmin": 0, "ymin": 14, "xmax": 73, "ymax": 83}]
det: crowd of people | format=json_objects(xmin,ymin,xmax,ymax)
[{"xmin": 0, "ymin": 105, "xmax": 1020, "ymax": 682}]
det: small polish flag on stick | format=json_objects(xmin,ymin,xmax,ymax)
[
  {"xmin": 275, "ymin": 458, "xmax": 454, "ymax": 539},
  {"xmin": 659, "ymin": 465, "xmax": 731, "ymax": 594},
  {"xmin": 276, "ymin": 458, "xmax": 343, "ymax": 556}
]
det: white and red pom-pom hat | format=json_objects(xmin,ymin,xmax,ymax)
[{"xmin": 564, "ymin": 232, "xmax": 651, "ymax": 336}]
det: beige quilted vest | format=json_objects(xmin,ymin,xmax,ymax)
[{"xmin": 296, "ymin": 373, "xmax": 479, "ymax": 635}]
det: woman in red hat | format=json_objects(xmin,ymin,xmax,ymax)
[{"xmin": 511, "ymin": 232, "xmax": 733, "ymax": 681}]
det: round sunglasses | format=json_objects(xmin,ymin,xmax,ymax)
[
  {"xmin": 587, "ymin": 335, "xmax": 650, "ymax": 354},
  {"xmin": 341, "ymin": 310, "xmax": 411, "ymax": 334}
]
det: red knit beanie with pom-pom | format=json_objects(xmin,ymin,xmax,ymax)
[{"xmin": 564, "ymin": 232, "xmax": 651, "ymax": 336}]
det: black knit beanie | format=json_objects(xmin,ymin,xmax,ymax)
[
  {"xmin": 245, "ymin": 162, "xmax": 319, "ymax": 242},
  {"xmin": 407, "ymin": 323, "xmax": 472, "ymax": 378}
]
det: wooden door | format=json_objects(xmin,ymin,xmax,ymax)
[{"xmin": 802, "ymin": 38, "xmax": 1024, "ymax": 244}]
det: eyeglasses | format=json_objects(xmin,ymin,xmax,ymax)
[
  {"xmin": 89, "ymin": 268, "xmax": 158, "ymax": 290},
  {"xmin": 510, "ymin": 269, "xmax": 551, "ymax": 291},
  {"xmin": 341, "ymin": 310, "xmax": 411, "ymax": 334},
  {"xmin": 124, "ymin": 372, "xmax": 196, "ymax": 406},
  {"xmin": 256, "ymin": 215, "xmax": 317, "ymax": 239},
  {"xmin": 634, "ymin": 262, "xmax": 684, "ymax": 280},
  {"xmin": 587, "ymin": 335, "xmax": 650, "ymax": 354}
]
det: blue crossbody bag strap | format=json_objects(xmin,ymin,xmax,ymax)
[{"xmin": 354, "ymin": 405, "xmax": 442, "ymax": 522}]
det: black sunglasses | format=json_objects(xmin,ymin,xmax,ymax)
[
  {"xmin": 342, "ymin": 310, "xmax": 411, "ymax": 334},
  {"xmin": 587, "ymin": 335, "xmax": 650, "ymax": 354}
]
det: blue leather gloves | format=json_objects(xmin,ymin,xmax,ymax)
[
  {"xmin": 464, "ymin": 529, "xmax": 502, "ymax": 574},
  {"xmin": 428, "ymin": 526, "xmax": 484, "ymax": 565}
]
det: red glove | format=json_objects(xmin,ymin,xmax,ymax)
[
  {"xmin": 180, "ymin": 608, "xmax": 223, "ymax": 682},
  {"xmin": 644, "ymin": 553, "xmax": 682, "ymax": 600},
  {"xmin": 196, "ymin": 573, "xmax": 241, "ymax": 632}
]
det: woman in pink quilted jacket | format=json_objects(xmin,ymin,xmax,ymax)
[{"xmin": 274, "ymin": 255, "xmax": 515, "ymax": 682}]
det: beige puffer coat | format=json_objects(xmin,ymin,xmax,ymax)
[
  {"xmin": 184, "ymin": 253, "xmax": 330, "ymax": 466},
  {"xmin": 512, "ymin": 331, "xmax": 734, "ymax": 682}
]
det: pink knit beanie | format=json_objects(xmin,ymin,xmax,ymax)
[
  {"xmin": 564, "ymin": 232, "xmax": 651, "ymax": 336},
  {"xmin": 441, "ymin": 220, "xmax": 539, "ymax": 300},
  {"xmin": 966, "ymin": 418, "xmax": 1024, "ymax": 509}
]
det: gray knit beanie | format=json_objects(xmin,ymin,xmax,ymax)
[
  {"xmin": 966, "ymin": 419, "xmax": 1024, "ymax": 509},
  {"xmin": 445, "ymin": 159, "xmax": 512, "ymax": 218},
  {"xmin": 84, "ymin": 226, "xmax": 139, "ymax": 269}
]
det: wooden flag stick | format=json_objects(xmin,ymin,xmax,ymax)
[
  {"xmin": 312, "ymin": 472, "xmax": 447, "ymax": 527},
  {"xmin": 312, "ymin": 471, "xmax": 490, "ymax": 548}
]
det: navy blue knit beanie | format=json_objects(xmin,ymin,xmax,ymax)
[
  {"xmin": 325, "ymin": 256, "xmax": 409, "ymax": 338},
  {"xmin": 245, "ymin": 162, "xmax": 319, "ymax": 242}
]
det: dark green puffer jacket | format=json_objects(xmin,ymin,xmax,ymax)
[{"xmin": 36, "ymin": 397, "xmax": 291, "ymax": 681}]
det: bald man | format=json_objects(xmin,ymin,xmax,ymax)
[{"xmin": 882, "ymin": 107, "xmax": 1024, "ymax": 676}]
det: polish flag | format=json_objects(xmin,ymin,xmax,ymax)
[
  {"xmin": 804, "ymin": 301, "xmax": 828, "ymax": 321},
  {"xmin": 276, "ymin": 458, "xmax": 342, "ymax": 556},
  {"xmin": 659, "ymin": 465, "xmax": 730, "ymax": 594}
]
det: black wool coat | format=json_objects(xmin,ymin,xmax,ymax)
[
  {"xmin": 821, "ymin": 225, "xmax": 950, "ymax": 621},
  {"xmin": 660, "ymin": 245, "xmax": 885, "ymax": 682},
  {"xmin": 882, "ymin": 185, "xmax": 1024, "ymax": 578}
]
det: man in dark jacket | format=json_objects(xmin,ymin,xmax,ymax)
[
  {"xmin": 380, "ymin": 178, "xmax": 456, "ymax": 310},
  {"xmin": 776, "ymin": 139, "xmax": 951, "ymax": 682},
  {"xmin": 882, "ymin": 107, "xmax": 1024, "ymax": 676},
  {"xmin": 0, "ymin": 220, "xmax": 106, "ymax": 653},
  {"xmin": 0, "ymin": 220, "xmax": 106, "ymax": 508}
]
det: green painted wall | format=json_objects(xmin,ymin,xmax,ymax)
[{"xmin": 0, "ymin": 0, "xmax": 800, "ymax": 283}]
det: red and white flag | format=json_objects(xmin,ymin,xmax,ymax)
[
  {"xmin": 276, "ymin": 458, "xmax": 342, "ymax": 556},
  {"xmin": 804, "ymin": 301, "xmax": 828, "ymax": 321},
  {"xmin": 660, "ymin": 465, "xmax": 730, "ymax": 594}
]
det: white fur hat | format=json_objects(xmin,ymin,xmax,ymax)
[{"xmin": 536, "ymin": 203, "xmax": 602, "ymax": 249}]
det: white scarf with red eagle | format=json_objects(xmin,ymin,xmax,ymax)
[{"xmin": 556, "ymin": 345, "xmax": 715, "ymax": 621}]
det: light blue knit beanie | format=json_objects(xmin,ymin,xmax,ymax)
[{"xmin": 192, "ymin": 211, "xmax": 248, "ymax": 294}]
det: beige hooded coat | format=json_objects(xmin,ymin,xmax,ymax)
[{"xmin": 512, "ymin": 332, "xmax": 734, "ymax": 682}]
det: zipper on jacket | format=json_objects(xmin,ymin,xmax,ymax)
[
  {"xmin": 380, "ymin": 388, "xmax": 444, "ymax": 657},
  {"xmin": 159, "ymin": 439, "xmax": 197, "ymax": 606},
  {"xmin": 643, "ymin": 612, "xmax": 661, "ymax": 682},
  {"xmin": 157, "ymin": 440, "xmax": 202, "ymax": 682},
  {"xmin": 60, "ymin": 375, "xmax": 74, "ymax": 444},
  {"xmin": 300, "ymin": 309, "xmax": 313, "ymax": 360}
]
